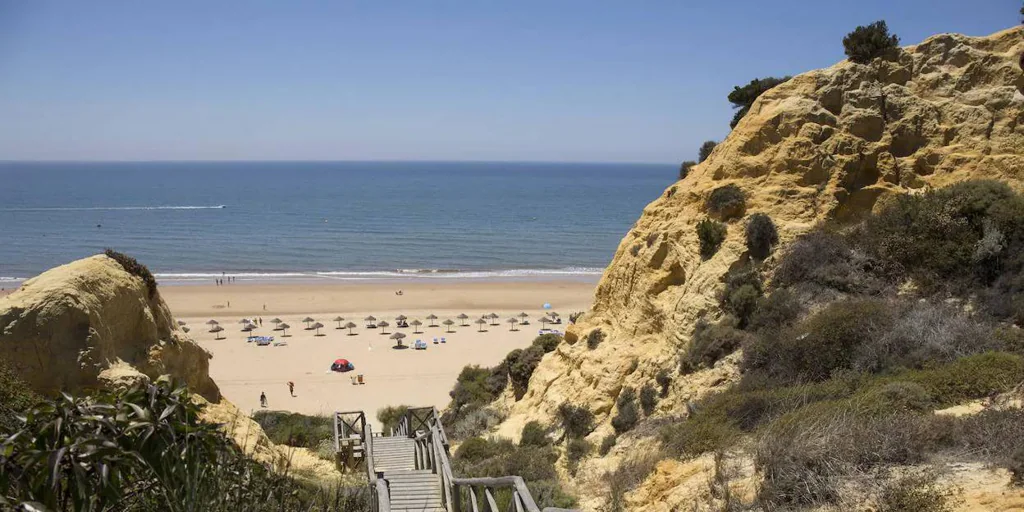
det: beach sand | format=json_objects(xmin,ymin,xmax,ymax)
[{"xmin": 163, "ymin": 280, "xmax": 595, "ymax": 427}]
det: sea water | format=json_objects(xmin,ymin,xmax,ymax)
[{"xmin": 0, "ymin": 161, "xmax": 672, "ymax": 284}]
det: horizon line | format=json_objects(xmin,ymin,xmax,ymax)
[{"xmin": 0, "ymin": 158, "xmax": 676, "ymax": 166}]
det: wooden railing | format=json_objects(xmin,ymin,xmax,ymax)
[
  {"xmin": 339, "ymin": 406, "xmax": 577, "ymax": 512},
  {"xmin": 334, "ymin": 411, "xmax": 388, "ymax": 511}
]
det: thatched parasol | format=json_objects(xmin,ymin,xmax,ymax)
[
  {"xmin": 211, "ymin": 325, "xmax": 225, "ymax": 339},
  {"xmin": 182, "ymin": 326, "xmax": 191, "ymax": 333},
  {"xmin": 390, "ymin": 332, "xmax": 407, "ymax": 347},
  {"xmin": 426, "ymin": 314, "xmax": 438, "ymax": 327},
  {"xmin": 312, "ymin": 322, "xmax": 325, "ymax": 336},
  {"xmin": 396, "ymin": 314, "xmax": 408, "ymax": 322},
  {"xmin": 475, "ymin": 318, "xmax": 488, "ymax": 332},
  {"xmin": 507, "ymin": 318, "xmax": 519, "ymax": 331},
  {"xmin": 345, "ymin": 321, "xmax": 357, "ymax": 336},
  {"xmin": 539, "ymin": 316, "xmax": 550, "ymax": 327},
  {"xmin": 411, "ymin": 319, "xmax": 423, "ymax": 333},
  {"xmin": 279, "ymin": 323, "xmax": 291, "ymax": 336},
  {"xmin": 457, "ymin": 313, "xmax": 469, "ymax": 326},
  {"xmin": 333, "ymin": 316, "xmax": 345, "ymax": 329},
  {"xmin": 302, "ymin": 316, "xmax": 316, "ymax": 329},
  {"xmin": 177, "ymin": 320, "xmax": 187, "ymax": 326},
  {"xmin": 442, "ymin": 319, "xmax": 455, "ymax": 333},
  {"xmin": 378, "ymin": 320, "xmax": 390, "ymax": 334},
  {"xmin": 488, "ymin": 313, "xmax": 499, "ymax": 326}
]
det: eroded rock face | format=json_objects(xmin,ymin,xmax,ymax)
[
  {"xmin": 493, "ymin": 26, "xmax": 1024, "ymax": 449},
  {"xmin": 0, "ymin": 254, "xmax": 219, "ymax": 400}
]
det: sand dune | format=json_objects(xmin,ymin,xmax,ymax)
[{"xmin": 163, "ymin": 280, "xmax": 594, "ymax": 427}]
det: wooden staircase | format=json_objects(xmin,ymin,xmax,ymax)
[{"xmin": 334, "ymin": 407, "xmax": 576, "ymax": 512}]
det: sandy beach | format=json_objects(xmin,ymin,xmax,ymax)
[{"xmin": 163, "ymin": 280, "xmax": 595, "ymax": 427}]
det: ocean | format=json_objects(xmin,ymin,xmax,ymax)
[{"xmin": 0, "ymin": 161, "xmax": 671, "ymax": 285}]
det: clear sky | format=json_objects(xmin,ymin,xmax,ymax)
[{"xmin": 0, "ymin": 1, "xmax": 1016, "ymax": 163}]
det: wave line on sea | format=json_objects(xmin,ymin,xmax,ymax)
[{"xmin": 0, "ymin": 205, "xmax": 227, "ymax": 212}]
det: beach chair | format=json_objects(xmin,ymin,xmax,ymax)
[
  {"xmin": 441, "ymin": 337, "xmax": 447, "ymax": 344},
  {"xmin": 433, "ymin": 337, "xmax": 438, "ymax": 344}
]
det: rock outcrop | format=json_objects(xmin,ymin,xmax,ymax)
[
  {"xmin": 491, "ymin": 25, "xmax": 1024, "ymax": 506},
  {"xmin": 0, "ymin": 254, "xmax": 341, "ymax": 481},
  {"xmin": 0, "ymin": 254, "xmax": 219, "ymax": 399}
]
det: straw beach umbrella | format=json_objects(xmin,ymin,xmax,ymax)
[
  {"xmin": 488, "ymin": 313, "xmax": 499, "ymax": 326},
  {"xmin": 302, "ymin": 316, "xmax": 315, "ymax": 329},
  {"xmin": 475, "ymin": 318, "xmax": 487, "ymax": 332},
  {"xmin": 207, "ymin": 319, "xmax": 220, "ymax": 332},
  {"xmin": 411, "ymin": 319, "xmax": 423, "ymax": 333},
  {"xmin": 312, "ymin": 322, "xmax": 325, "ymax": 336},
  {"xmin": 507, "ymin": 318, "xmax": 519, "ymax": 331},
  {"xmin": 390, "ymin": 332, "xmax": 407, "ymax": 347},
  {"xmin": 364, "ymin": 315, "xmax": 377, "ymax": 328},
  {"xmin": 211, "ymin": 325, "xmax": 225, "ymax": 340},
  {"xmin": 539, "ymin": 316, "xmax": 550, "ymax": 328},
  {"xmin": 333, "ymin": 316, "xmax": 345, "ymax": 329},
  {"xmin": 345, "ymin": 321, "xmax": 357, "ymax": 336},
  {"xmin": 443, "ymin": 319, "xmax": 455, "ymax": 333},
  {"xmin": 271, "ymin": 318, "xmax": 283, "ymax": 330},
  {"xmin": 426, "ymin": 314, "xmax": 438, "ymax": 327},
  {"xmin": 177, "ymin": 320, "xmax": 187, "ymax": 326},
  {"xmin": 182, "ymin": 326, "xmax": 191, "ymax": 333},
  {"xmin": 457, "ymin": 313, "xmax": 469, "ymax": 326},
  {"xmin": 396, "ymin": 314, "xmax": 407, "ymax": 322},
  {"xmin": 518, "ymin": 312, "xmax": 530, "ymax": 325},
  {"xmin": 378, "ymin": 320, "xmax": 390, "ymax": 334},
  {"xmin": 279, "ymin": 323, "xmax": 291, "ymax": 336}
]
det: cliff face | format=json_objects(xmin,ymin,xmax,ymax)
[
  {"xmin": 0, "ymin": 254, "xmax": 219, "ymax": 399},
  {"xmin": 494, "ymin": 26, "xmax": 1024, "ymax": 442},
  {"xmin": 0, "ymin": 254, "xmax": 339, "ymax": 480}
]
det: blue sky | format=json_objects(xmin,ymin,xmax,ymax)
[{"xmin": 0, "ymin": 1, "xmax": 1016, "ymax": 163}]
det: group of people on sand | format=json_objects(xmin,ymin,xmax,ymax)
[{"xmin": 259, "ymin": 381, "xmax": 296, "ymax": 408}]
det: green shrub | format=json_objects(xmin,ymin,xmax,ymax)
[
  {"xmin": 898, "ymin": 352, "xmax": 1024, "ymax": 406},
  {"xmin": 843, "ymin": 20, "xmax": 900, "ymax": 64},
  {"xmin": 696, "ymin": 218, "xmax": 727, "ymax": 259},
  {"xmin": 877, "ymin": 471, "xmax": 961, "ymax": 512},
  {"xmin": 681, "ymin": 321, "xmax": 747, "ymax": 374},
  {"xmin": 0, "ymin": 361, "xmax": 40, "ymax": 433},
  {"xmin": 655, "ymin": 369, "xmax": 672, "ymax": 397},
  {"xmin": 252, "ymin": 410, "xmax": 333, "ymax": 449},
  {"xmin": 104, "ymin": 248, "xmax": 158, "ymax": 298},
  {"xmin": 728, "ymin": 76, "xmax": 790, "ymax": 128},
  {"xmin": 698, "ymin": 140, "xmax": 717, "ymax": 163},
  {"xmin": 532, "ymin": 333, "xmax": 561, "ymax": 353},
  {"xmin": 720, "ymin": 267, "xmax": 762, "ymax": 328},
  {"xmin": 598, "ymin": 434, "xmax": 617, "ymax": 456},
  {"xmin": 679, "ymin": 160, "xmax": 696, "ymax": 180},
  {"xmin": 773, "ymin": 228, "xmax": 886, "ymax": 294},
  {"xmin": 586, "ymin": 328, "xmax": 605, "ymax": 350},
  {"xmin": 1, "ymin": 378, "xmax": 362, "ymax": 511},
  {"xmin": 454, "ymin": 437, "xmax": 515, "ymax": 463},
  {"xmin": 557, "ymin": 403, "xmax": 594, "ymax": 439},
  {"xmin": 871, "ymin": 382, "xmax": 933, "ymax": 413},
  {"xmin": 742, "ymin": 298, "xmax": 893, "ymax": 384},
  {"xmin": 611, "ymin": 387, "xmax": 640, "ymax": 434},
  {"xmin": 660, "ymin": 413, "xmax": 741, "ymax": 460},
  {"xmin": 520, "ymin": 421, "xmax": 550, "ymax": 447},
  {"xmin": 509, "ymin": 345, "xmax": 545, "ymax": 399},
  {"xmin": 566, "ymin": 438, "xmax": 592, "ymax": 475},
  {"xmin": 452, "ymin": 437, "xmax": 562, "ymax": 485},
  {"xmin": 748, "ymin": 289, "xmax": 802, "ymax": 332},
  {"xmin": 376, "ymin": 405, "xmax": 410, "ymax": 435},
  {"xmin": 639, "ymin": 384, "xmax": 658, "ymax": 416},
  {"xmin": 706, "ymin": 184, "xmax": 746, "ymax": 220},
  {"xmin": 745, "ymin": 213, "xmax": 778, "ymax": 259}
]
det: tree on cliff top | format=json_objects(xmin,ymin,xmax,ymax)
[
  {"xmin": 843, "ymin": 20, "xmax": 900, "ymax": 64},
  {"xmin": 728, "ymin": 76, "xmax": 790, "ymax": 128}
]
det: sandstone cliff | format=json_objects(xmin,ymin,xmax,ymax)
[
  {"xmin": 0, "ymin": 254, "xmax": 340, "ymax": 481},
  {"xmin": 489, "ymin": 25, "xmax": 1024, "ymax": 508}
]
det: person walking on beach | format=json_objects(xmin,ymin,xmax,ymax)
[
  {"xmin": 260, "ymin": 392, "xmax": 268, "ymax": 408},
  {"xmin": 288, "ymin": 381, "xmax": 295, "ymax": 397}
]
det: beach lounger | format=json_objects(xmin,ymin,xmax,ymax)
[
  {"xmin": 433, "ymin": 337, "xmax": 438, "ymax": 344},
  {"xmin": 441, "ymin": 337, "xmax": 446, "ymax": 343}
]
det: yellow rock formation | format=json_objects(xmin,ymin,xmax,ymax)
[{"xmin": 490, "ymin": 26, "xmax": 1024, "ymax": 510}]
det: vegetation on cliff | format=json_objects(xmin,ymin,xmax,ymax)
[
  {"xmin": 653, "ymin": 180, "xmax": 1024, "ymax": 508},
  {"xmin": 0, "ymin": 377, "xmax": 366, "ymax": 511}
]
